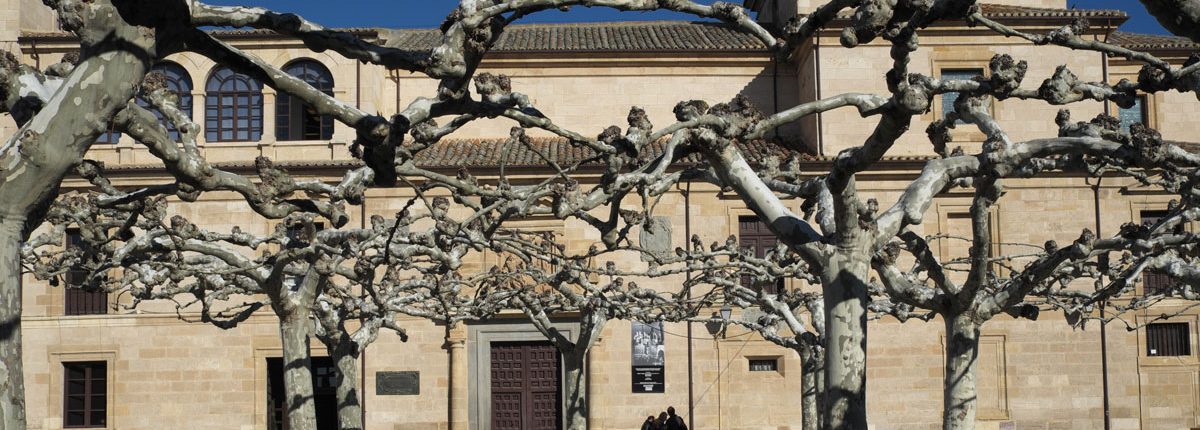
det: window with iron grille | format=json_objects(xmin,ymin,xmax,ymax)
[
  {"xmin": 205, "ymin": 67, "xmax": 264, "ymax": 142},
  {"xmin": 276, "ymin": 60, "xmax": 335, "ymax": 141},
  {"xmin": 1146, "ymin": 322, "xmax": 1191, "ymax": 357},
  {"xmin": 749, "ymin": 358, "xmax": 779, "ymax": 372},
  {"xmin": 738, "ymin": 216, "xmax": 783, "ymax": 294},
  {"xmin": 63, "ymin": 361, "xmax": 106, "ymax": 428},
  {"xmin": 1119, "ymin": 95, "xmax": 1149, "ymax": 132},
  {"xmin": 940, "ymin": 68, "xmax": 984, "ymax": 123},
  {"xmin": 1140, "ymin": 210, "xmax": 1183, "ymax": 295},
  {"xmin": 64, "ymin": 229, "xmax": 106, "ymax": 316}
]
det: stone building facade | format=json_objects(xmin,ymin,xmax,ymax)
[{"xmin": 6, "ymin": 0, "xmax": 1200, "ymax": 429}]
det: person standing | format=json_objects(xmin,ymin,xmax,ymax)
[
  {"xmin": 665, "ymin": 406, "xmax": 687, "ymax": 430},
  {"xmin": 641, "ymin": 414, "xmax": 663, "ymax": 430}
]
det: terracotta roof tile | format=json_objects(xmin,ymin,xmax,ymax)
[
  {"xmin": 102, "ymin": 137, "xmax": 810, "ymax": 173},
  {"xmin": 99, "ymin": 136, "xmax": 1200, "ymax": 174},
  {"xmin": 20, "ymin": 27, "xmax": 379, "ymax": 41},
  {"xmin": 406, "ymin": 137, "xmax": 799, "ymax": 168},
  {"xmin": 976, "ymin": 4, "xmax": 1125, "ymax": 19},
  {"xmin": 1109, "ymin": 31, "xmax": 1200, "ymax": 51},
  {"xmin": 382, "ymin": 21, "xmax": 766, "ymax": 53}
]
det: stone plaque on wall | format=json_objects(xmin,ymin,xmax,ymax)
[
  {"xmin": 376, "ymin": 371, "xmax": 420, "ymax": 395},
  {"xmin": 638, "ymin": 216, "xmax": 673, "ymax": 264}
]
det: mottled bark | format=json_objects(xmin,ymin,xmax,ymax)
[
  {"xmin": 563, "ymin": 350, "xmax": 587, "ymax": 430},
  {"xmin": 278, "ymin": 314, "xmax": 317, "ymax": 430},
  {"xmin": 272, "ymin": 268, "xmax": 322, "ymax": 430},
  {"xmin": 0, "ymin": 1, "xmax": 156, "ymax": 426},
  {"xmin": 0, "ymin": 218, "xmax": 25, "ymax": 429},
  {"xmin": 821, "ymin": 256, "xmax": 870, "ymax": 430},
  {"xmin": 943, "ymin": 314, "xmax": 981, "ymax": 430},
  {"xmin": 799, "ymin": 341, "xmax": 823, "ymax": 430},
  {"xmin": 331, "ymin": 346, "xmax": 362, "ymax": 430}
]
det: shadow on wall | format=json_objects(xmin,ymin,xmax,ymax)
[{"xmin": 739, "ymin": 64, "xmax": 809, "ymax": 152}]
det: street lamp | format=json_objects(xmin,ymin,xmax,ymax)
[
  {"xmin": 704, "ymin": 305, "xmax": 734, "ymax": 339},
  {"xmin": 719, "ymin": 305, "xmax": 732, "ymax": 338}
]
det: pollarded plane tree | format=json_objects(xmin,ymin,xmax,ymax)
[
  {"xmin": 28, "ymin": 174, "xmax": 718, "ymax": 430},
  {"xmin": 672, "ymin": 229, "xmax": 830, "ymax": 430},
  {"xmin": 23, "ymin": 183, "xmax": 539, "ymax": 430},
  {"xmin": 669, "ymin": 216, "xmax": 939, "ymax": 430}
]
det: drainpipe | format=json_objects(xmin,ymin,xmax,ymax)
[
  {"xmin": 357, "ymin": 64, "xmax": 368, "ymax": 430},
  {"xmin": 1093, "ymin": 176, "xmax": 1111, "ymax": 430},
  {"xmin": 1098, "ymin": 27, "xmax": 1112, "ymax": 430},
  {"xmin": 813, "ymin": 39, "xmax": 824, "ymax": 156},
  {"xmin": 684, "ymin": 180, "xmax": 695, "ymax": 430}
]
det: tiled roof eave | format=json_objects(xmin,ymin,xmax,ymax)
[
  {"xmin": 482, "ymin": 47, "xmax": 768, "ymax": 54},
  {"xmin": 1108, "ymin": 31, "xmax": 1200, "ymax": 52},
  {"xmin": 19, "ymin": 27, "xmax": 380, "ymax": 43}
]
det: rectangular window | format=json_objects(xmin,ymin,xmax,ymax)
[
  {"xmin": 1146, "ymin": 322, "xmax": 1191, "ymax": 357},
  {"xmin": 64, "ymin": 229, "xmax": 107, "ymax": 316},
  {"xmin": 941, "ymin": 69, "xmax": 984, "ymax": 123},
  {"xmin": 738, "ymin": 216, "xmax": 783, "ymax": 294},
  {"xmin": 1140, "ymin": 210, "xmax": 1180, "ymax": 295},
  {"xmin": 749, "ymin": 358, "xmax": 779, "ymax": 372},
  {"xmin": 1119, "ymin": 95, "xmax": 1148, "ymax": 132},
  {"xmin": 63, "ymin": 361, "xmax": 106, "ymax": 428}
]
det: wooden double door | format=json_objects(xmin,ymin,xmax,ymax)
[{"xmin": 490, "ymin": 341, "xmax": 562, "ymax": 430}]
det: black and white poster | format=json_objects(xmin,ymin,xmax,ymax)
[{"xmin": 631, "ymin": 321, "xmax": 665, "ymax": 393}]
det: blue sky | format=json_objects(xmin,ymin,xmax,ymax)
[{"xmin": 206, "ymin": 1, "xmax": 1170, "ymax": 35}]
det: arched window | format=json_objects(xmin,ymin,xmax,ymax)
[
  {"xmin": 95, "ymin": 123, "xmax": 120, "ymax": 144},
  {"xmin": 96, "ymin": 62, "xmax": 193, "ymax": 144},
  {"xmin": 276, "ymin": 60, "xmax": 334, "ymax": 141},
  {"xmin": 205, "ymin": 67, "xmax": 263, "ymax": 142},
  {"xmin": 139, "ymin": 62, "xmax": 193, "ymax": 141}
]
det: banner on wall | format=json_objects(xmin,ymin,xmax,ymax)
[{"xmin": 631, "ymin": 321, "xmax": 665, "ymax": 393}]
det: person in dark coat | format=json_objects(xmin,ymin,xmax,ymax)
[
  {"xmin": 641, "ymin": 415, "xmax": 659, "ymax": 430},
  {"xmin": 665, "ymin": 406, "xmax": 687, "ymax": 430},
  {"xmin": 656, "ymin": 412, "xmax": 669, "ymax": 429}
]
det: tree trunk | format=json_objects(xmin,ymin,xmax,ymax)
[
  {"xmin": 563, "ymin": 350, "xmax": 587, "ymax": 430},
  {"xmin": 816, "ymin": 359, "xmax": 826, "ymax": 430},
  {"xmin": 943, "ymin": 313, "xmax": 981, "ymax": 430},
  {"xmin": 279, "ymin": 315, "xmax": 317, "ymax": 430},
  {"xmin": 799, "ymin": 343, "xmax": 820, "ymax": 430},
  {"xmin": 0, "ymin": 218, "xmax": 25, "ymax": 429},
  {"xmin": 331, "ymin": 344, "xmax": 363, "ymax": 430},
  {"xmin": 821, "ymin": 256, "xmax": 870, "ymax": 430},
  {"xmin": 0, "ymin": 3, "xmax": 155, "ymax": 427}
]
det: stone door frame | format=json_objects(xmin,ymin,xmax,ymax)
[{"xmin": 468, "ymin": 320, "xmax": 581, "ymax": 430}]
